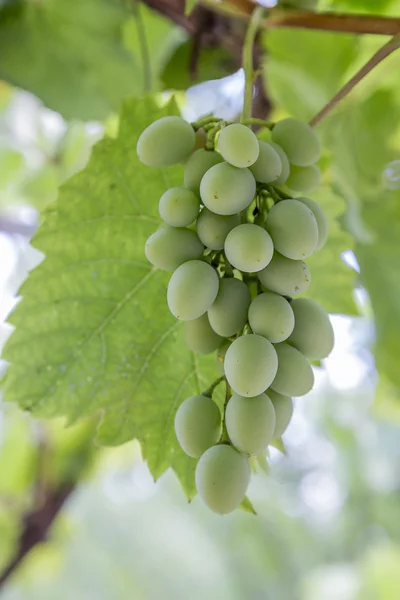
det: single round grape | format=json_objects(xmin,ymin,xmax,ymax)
[
  {"xmin": 184, "ymin": 149, "xmax": 223, "ymax": 195},
  {"xmin": 249, "ymin": 141, "xmax": 282, "ymax": 183},
  {"xmin": 226, "ymin": 393, "xmax": 276, "ymax": 455},
  {"xmin": 258, "ymin": 253, "xmax": 311, "ymax": 296},
  {"xmin": 184, "ymin": 313, "xmax": 223, "ymax": 355},
  {"xmin": 267, "ymin": 389, "xmax": 293, "ymax": 438},
  {"xmin": 175, "ymin": 395, "xmax": 221, "ymax": 458},
  {"xmin": 216, "ymin": 340, "xmax": 231, "ymax": 375},
  {"xmin": 286, "ymin": 164, "xmax": 321, "ymax": 194},
  {"xmin": 271, "ymin": 343, "xmax": 314, "ymax": 397},
  {"xmin": 270, "ymin": 142, "xmax": 290, "ymax": 186},
  {"xmin": 224, "ymin": 334, "xmax": 278, "ymax": 397},
  {"xmin": 288, "ymin": 298, "xmax": 334, "ymax": 360},
  {"xmin": 196, "ymin": 208, "xmax": 240, "ymax": 251},
  {"xmin": 159, "ymin": 187, "xmax": 200, "ymax": 227},
  {"xmin": 200, "ymin": 162, "xmax": 256, "ymax": 216},
  {"xmin": 137, "ymin": 116, "xmax": 196, "ymax": 167},
  {"xmin": 217, "ymin": 124, "xmax": 259, "ymax": 168},
  {"xmin": 271, "ymin": 118, "xmax": 321, "ymax": 167},
  {"xmin": 208, "ymin": 278, "xmax": 251, "ymax": 337},
  {"xmin": 248, "ymin": 292, "xmax": 295, "ymax": 343},
  {"xmin": 224, "ymin": 224, "xmax": 274, "ymax": 273},
  {"xmin": 297, "ymin": 197, "xmax": 328, "ymax": 251},
  {"xmin": 266, "ymin": 199, "xmax": 318, "ymax": 260},
  {"xmin": 145, "ymin": 226, "xmax": 204, "ymax": 272},
  {"xmin": 195, "ymin": 445, "xmax": 250, "ymax": 514},
  {"xmin": 167, "ymin": 260, "xmax": 219, "ymax": 321}
]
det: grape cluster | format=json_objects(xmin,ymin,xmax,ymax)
[{"xmin": 137, "ymin": 114, "xmax": 334, "ymax": 515}]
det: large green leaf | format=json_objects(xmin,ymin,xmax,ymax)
[{"xmin": 2, "ymin": 96, "xmax": 219, "ymax": 497}]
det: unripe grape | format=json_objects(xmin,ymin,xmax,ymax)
[
  {"xmin": 200, "ymin": 163, "xmax": 256, "ymax": 215},
  {"xmin": 271, "ymin": 118, "xmax": 321, "ymax": 167},
  {"xmin": 249, "ymin": 140, "xmax": 282, "ymax": 183},
  {"xmin": 288, "ymin": 298, "xmax": 334, "ymax": 360},
  {"xmin": 224, "ymin": 334, "xmax": 278, "ymax": 397},
  {"xmin": 297, "ymin": 197, "xmax": 328, "ymax": 251},
  {"xmin": 271, "ymin": 342, "xmax": 314, "ymax": 397},
  {"xmin": 175, "ymin": 395, "xmax": 221, "ymax": 458},
  {"xmin": 258, "ymin": 253, "xmax": 311, "ymax": 296},
  {"xmin": 195, "ymin": 445, "xmax": 250, "ymax": 514},
  {"xmin": 268, "ymin": 389, "xmax": 293, "ymax": 438},
  {"xmin": 286, "ymin": 164, "xmax": 321, "ymax": 194},
  {"xmin": 167, "ymin": 260, "xmax": 219, "ymax": 321},
  {"xmin": 226, "ymin": 393, "xmax": 276, "ymax": 455},
  {"xmin": 184, "ymin": 313, "xmax": 223, "ymax": 355},
  {"xmin": 269, "ymin": 142, "xmax": 290, "ymax": 186},
  {"xmin": 224, "ymin": 224, "xmax": 274, "ymax": 273},
  {"xmin": 208, "ymin": 277, "xmax": 251, "ymax": 337},
  {"xmin": 196, "ymin": 208, "xmax": 240, "ymax": 251},
  {"xmin": 159, "ymin": 187, "xmax": 200, "ymax": 227},
  {"xmin": 217, "ymin": 123, "xmax": 259, "ymax": 168},
  {"xmin": 248, "ymin": 292, "xmax": 294, "ymax": 343},
  {"xmin": 137, "ymin": 116, "xmax": 195, "ymax": 167},
  {"xmin": 266, "ymin": 199, "xmax": 318, "ymax": 260},
  {"xmin": 145, "ymin": 226, "xmax": 203, "ymax": 272},
  {"xmin": 184, "ymin": 149, "xmax": 223, "ymax": 195}
]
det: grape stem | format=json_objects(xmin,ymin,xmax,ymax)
[
  {"xmin": 242, "ymin": 118, "xmax": 274, "ymax": 129},
  {"xmin": 202, "ymin": 375, "xmax": 226, "ymax": 398},
  {"xmin": 192, "ymin": 114, "xmax": 221, "ymax": 130},
  {"xmin": 219, "ymin": 380, "xmax": 232, "ymax": 443},
  {"xmin": 241, "ymin": 6, "xmax": 265, "ymax": 123}
]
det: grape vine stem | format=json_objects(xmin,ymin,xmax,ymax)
[{"xmin": 241, "ymin": 5, "xmax": 264, "ymax": 122}]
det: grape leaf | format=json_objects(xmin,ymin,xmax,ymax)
[{"xmin": 1, "ymin": 96, "xmax": 219, "ymax": 498}]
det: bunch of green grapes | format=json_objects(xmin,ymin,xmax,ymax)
[{"xmin": 137, "ymin": 114, "xmax": 334, "ymax": 515}]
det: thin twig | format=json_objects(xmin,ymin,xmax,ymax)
[
  {"xmin": 241, "ymin": 6, "xmax": 264, "ymax": 122},
  {"xmin": 133, "ymin": 0, "xmax": 152, "ymax": 92}
]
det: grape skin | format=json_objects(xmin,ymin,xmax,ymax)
[
  {"xmin": 145, "ymin": 226, "xmax": 204, "ymax": 272},
  {"xmin": 288, "ymin": 298, "xmax": 334, "ymax": 360},
  {"xmin": 271, "ymin": 342, "xmax": 314, "ymax": 397},
  {"xmin": 224, "ymin": 334, "xmax": 278, "ymax": 398},
  {"xmin": 167, "ymin": 260, "xmax": 219, "ymax": 321},
  {"xmin": 184, "ymin": 313, "xmax": 223, "ymax": 355},
  {"xmin": 184, "ymin": 149, "xmax": 223, "ymax": 195},
  {"xmin": 159, "ymin": 187, "xmax": 200, "ymax": 227},
  {"xmin": 286, "ymin": 164, "xmax": 321, "ymax": 194},
  {"xmin": 270, "ymin": 142, "xmax": 290, "ymax": 186},
  {"xmin": 217, "ymin": 124, "xmax": 259, "ymax": 168},
  {"xmin": 200, "ymin": 163, "xmax": 256, "ymax": 216},
  {"xmin": 137, "ymin": 116, "xmax": 196, "ymax": 167},
  {"xmin": 196, "ymin": 208, "xmax": 240, "ymax": 251},
  {"xmin": 224, "ymin": 224, "xmax": 274, "ymax": 273},
  {"xmin": 266, "ymin": 199, "xmax": 318, "ymax": 260},
  {"xmin": 267, "ymin": 389, "xmax": 293, "ymax": 438},
  {"xmin": 208, "ymin": 277, "xmax": 251, "ymax": 337},
  {"xmin": 271, "ymin": 118, "xmax": 321, "ymax": 167},
  {"xmin": 248, "ymin": 292, "xmax": 295, "ymax": 343},
  {"xmin": 258, "ymin": 253, "xmax": 311, "ymax": 296},
  {"xmin": 297, "ymin": 197, "xmax": 328, "ymax": 251},
  {"xmin": 249, "ymin": 141, "xmax": 282, "ymax": 183},
  {"xmin": 174, "ymin": 395, "xmax": 221, "ymax": 458},
  {"xmin": 195, "ymin": 445, "xmax": 250, "ymax": 514},
  {"xmin": 226, "ymin": 393, "xmax": 276, "ymax": 455}
]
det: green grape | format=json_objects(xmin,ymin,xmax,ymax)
[
  {"xmin": 217, "ymin": 123, "xmax": 259, "ymax": 168},
  {"xmin": 271, "ymin": 343, "xmax": 314, "ymax": 397},
  {"xmin": 258, "ymin": 253, "xmax": 311, "ymax": 296},
  {"xmin": 196, "ymin": 208, "xmax": 240, "ymax": 251},
  {"xmin": 224, "ymin": 224, "xmax": 274, "ymax": 273},
  {"xmin": 195, "ymin": 444, "xmax": 250, "ymax": 514},
  {"xmin": 167, "ymin": 260, "xmax": 219, "ymax": 321},
  {"xmin": 249, "ymin": 141, "xmax": 282, "ymax": 183},
  {"xmin": 297, "ymin": 197, "xmax": 328, "ymax": 251},
  {"xmin": 145, "ymin": 226, "xmax": 204, "ymax": 272},
  {"xmin": 159, "ymin": 187, "xmax": 200, "ymax": 227},
  {"xmin": 288, "ymin": 298, "xmax": 334, "ymax": 360},
  {"xmin": 225, "ymin": 393, "xmax": 276, "ymax": 455},
  {"xmin": 286, "ymin": 164, "xmax": 321, "ymax": 194},
  {"xmin": 224, "ymin": 334, "xmax": 278, "ymax": 398},
  {"xmin": 200, "ymin": 162, "xmax": 256, "ymax": 215},
  {"xmin": 184, "ymin": 149, "xmax": 223, "ymax": 195},
  {"xmin": 269, "ymin": 142, "xmax": 290, "ymax": 186},
  {"xmin": 184, "ymin": 313, "xmax": 223, "ymax": 355},
  {"xmin": 216, "ymin": 340, "xmax": 231, "ymax": 375},
  {"xmin": 208, "ymin": 278, "xmax": 251, "ymax": 337},
  {"xmin": 137, "ymin": 116, "xmax": 196, "ymax": 167},
  {"xmin": 248, "ymin": 292, "xmax": 294, "ymax": 343},
  {"xmin": 267, "ymin": 389, "xmax": 293, "ymax": 438},
  {"xmin": 174, "ymin": 395, "xmax": 221, "ymax": 458},
  {"xmin": 266, "ymin": 199, "xmax": 318, "ymax": 260},
  {"xmin": 271, "ymin": 118, "xmax": 321, "ymax": 167}
]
